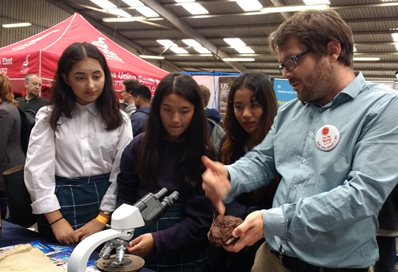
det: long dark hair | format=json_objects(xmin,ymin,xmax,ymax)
[
  {"xmin": 220, "ymin": 72, "xmax": 277, "ymax": 164},
  {"xmin": 50, "ymin": 42, "xmax": 122, "ymax": 130},
  {"xmin": 137, "ymin": 73, "xmax": 214, "ymax": 189}
]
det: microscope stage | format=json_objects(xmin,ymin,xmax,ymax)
[{"xmin": 96, "ymin": 254, "xmax": 145, "ymax": 272}]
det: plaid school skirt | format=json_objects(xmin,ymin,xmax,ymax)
[
  {"xmin": 38, "ymin": 174, "xmax": 110, "ymax": 240},
  {"xmin": 133, "ymin": 199, "xmax": 209, "ymax": 272}
]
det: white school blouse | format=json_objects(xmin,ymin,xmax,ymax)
[{"xmin": 24, "ymin": 102, "xmax": 133, "ymax": 214}]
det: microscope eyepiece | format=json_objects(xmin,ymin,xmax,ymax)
[
  {"xmin": 154, "ymin": 188, "xmax": 168, "ymax": 200},
  {"xmin": 134, "ymin": 188, "xmax": 179, "ymax": 224},
  {"xmin": 161, "ymin": 191, "xmax": 179, "ymax": 207}
]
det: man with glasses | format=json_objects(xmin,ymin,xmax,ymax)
[{"xmin": 201, "ymin": 10, "xmax": 398, "ymax": 272}]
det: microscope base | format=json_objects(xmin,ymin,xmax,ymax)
[{"xmin": 96, "ymin": 254, "xmax": 145, "ymax": 272}]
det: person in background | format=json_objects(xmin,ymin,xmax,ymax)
[
  {"xmin": 201, "ymin": 10, "xmax": 398, "ymax": 272},
  {"xmin": 16, "ymin": 74, "xmax": 48, "ymax": 115},
  {"xmin": 130, "ymin": 84, "xmax": 151, "ymax": 136},
  {"xmin": 206, "ymin": 72, "xmax": 279, "ymax": 272},
  {"xmin": 0, "ymin": 74, "xmax": 25, "ymax": 218},
  {"xmin": 121, "ymin": 79, "xmax": 139, "ymax": 115},
  {"xmin": 118, "ymin": 100, "xmax": 128, "ymax": 112},
  {"xmin": 198, "ymin": 84, "xmax": 222, "ymax": 125},
  {"xmin": 198, "ymin": 84, "xmax": 225, "ymax": 154},
  {"xmin": 117, "ymin": 73, "xmax": 215, "ymax": 272},
  {"xmin": 24, "ymin": 42, "xmax": 132, "ymax": 245},
  {"xmin": 374, "ymin": 186, "xmax": 398, "ymax": 272}
]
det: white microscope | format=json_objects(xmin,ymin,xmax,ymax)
[{"xmin": 67, "ymin": 188, "xmax": 179, "ymax": 272}]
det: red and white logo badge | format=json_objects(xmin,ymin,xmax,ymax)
[
  {"xmin": 315, "ymin": 125, "xmax": 340, "ymax": 151},
  {"xmin": 20, "ymin": 54, "xmax": 30, "ymax": 74}
]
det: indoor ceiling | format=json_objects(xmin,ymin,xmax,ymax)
[{"xmin": 46, "ymin": 0, "xmax": 398, "ymax": 82}]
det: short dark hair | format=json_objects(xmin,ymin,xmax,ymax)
[
  {"xmin": 123, "ymin": 79, "xmax": 140, "ymax": 93},
  {"xmin": 269, "ymin": 10, "xmax": 354, "ymax": 67},
  {"xmin": 131, "ymin": 85, "xmax": 151, "ymax": 101}
]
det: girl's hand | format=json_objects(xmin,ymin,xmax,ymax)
[
  {"xmin": 51, "ymin": 219, "xmax": 80, "ymax": 245},
  {"xmin": 126, "ymin": 233, "xmax": 155, "ymax": 257},
  {"xmin": 74, "ymin": 218, "xmax": 107, "ymax": 241}
]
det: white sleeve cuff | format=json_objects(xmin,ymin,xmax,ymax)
[
  {"xmin": 31, "ymin": 194, "xmax": 60, "ymax": 214},
  {"xmin": 100, "ymin": 193, "xmax": 117, "ymax": 213}
]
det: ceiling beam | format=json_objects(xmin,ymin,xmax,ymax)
[
  {"xmin": 163, "ymin": 0, "xmax": 398, "ymax": 9},
  {"xmin": 169, "ymin": 3, "xmax": 398, "ymax": 22},
  {"xmin": 143, "ymin": 0, "xmax": 247, "ymax": 73}
]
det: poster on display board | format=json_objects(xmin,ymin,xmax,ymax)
[
  {"xmin": 185, "ymin": 73, "xmax": 299, "ymax": 113},
  {"xmin": 273, "ymin": 78, "xmax": 297, "ymax": 105},
  {"xmin": 184, "ymin": 72, "xmax": 240, "ymax": 117},
  {"xmin": 218, "ymin": 76, "xmax": 239, "ymax": 116},
  {"xmin": 189, "ymin": 73, "xmax": 218, "ymax": 108},
  {"xmin": 273, "ymin": 79, "xmax": 398, "ymax": 105}
]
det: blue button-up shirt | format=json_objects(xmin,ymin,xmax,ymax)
[{"xmin": 226, "ymin": 73, "xmax": 398, "ymax": 268}]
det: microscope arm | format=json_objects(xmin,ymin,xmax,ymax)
[
  {"xmin": 67, "ymin": 189, "xmax": 178, "ymax": 272},
  {"xmin": 67, "ymin": 228, "xmax": 121, "ymax": 272},
  {"xmin": 67, "ymin": 204, "xmax": 145, "ymax": 272}
]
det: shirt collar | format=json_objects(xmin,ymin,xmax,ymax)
[
  {"xmin": 338, "ymin": 72, "xmax": 366, "ymax": 100},
  {"xmin": 24, "ymin": 96, "xmax": 39, "ymax": 102},
  {"xmin": 75, "ymin": 102, "xmax": 100, "ymax": 116},
  {"xmin": 327, "ymin": 72, "xmax": 366, "ymax": 108},
  {"xmin": 306, "ymin": 72, "xmax": 366, "ymax": 109}
]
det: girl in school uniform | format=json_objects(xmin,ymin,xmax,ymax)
[
  {"xmin": 206, "ymin": 72, "xmax": 279, "ymax": 272},
  {"xmin": 24, "ymin": 42, "xmax": 132, "ymax": 244},
  {"xmin": 117, "ymin": 73, "xmax": 215, "ymax": 272}
]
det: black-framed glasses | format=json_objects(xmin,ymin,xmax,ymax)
[{"xmin": 277, "ymin": 50, "xmax": 310, "ymax": 73}]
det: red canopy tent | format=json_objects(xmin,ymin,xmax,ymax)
[{"xmin": 0, "ymin": 13, "xmax": 168, "ymax": 94}]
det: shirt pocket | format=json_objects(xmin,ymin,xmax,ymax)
[{"xmin": 93, "ymin": 131, "xmax": 120, "ymax": 162}]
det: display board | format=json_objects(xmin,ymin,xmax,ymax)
[
  {"xmin": 273, "ymin": 78, "xmax": 297, "ymax": 105},
  {"xmin": 184, "ymin": 72, "xmax": 240, "ymax": 116}
]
